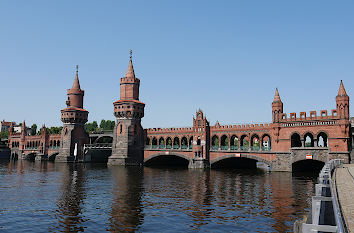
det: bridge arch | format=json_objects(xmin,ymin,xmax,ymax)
[
  {"xmin": 25, "ymin": 152, "xmax": 38, "ymax": 161},
  {"xmin": 211, "ymin": 154, "xmax": 271, "ymax": 169},
  {"xmin": 144, "ymin": 152, "xmax": 191, "ymax": 167},
  {"xmin": 48, "ymin": 152, "xmax": 59, "ymax": 162}
]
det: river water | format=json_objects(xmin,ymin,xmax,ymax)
[{"xmin": 0, "ymin": 161, "xmax": 317, "ymax": 232}]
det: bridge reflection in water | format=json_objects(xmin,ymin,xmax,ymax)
[{"xmin": 0, "ymin": 161, "xmax": 317, "ymax": 232}]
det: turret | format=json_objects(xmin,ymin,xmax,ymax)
[
  {"xmin": 336, "ymin": 80, "xmax": 350, "ymax": 119},
  {"xmin": 109, "ymin": 50, "xmax": 146, "ymax": 166},
  {"xmin": 272, "ymin": 88, "xmax": 283, "ymax": 123},
  {"xmin": 56, "ymin": 66, "xmax": 89, "ymax": 162}
]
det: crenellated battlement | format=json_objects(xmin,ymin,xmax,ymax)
[
  {"xmin": 146, "ymin": 127, "xmax": 194, "ymax": 134},
  {"xmin": 279, "ymin": 109, "xmax": 338, "ymax": 122}
]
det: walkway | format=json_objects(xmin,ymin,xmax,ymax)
[{"xmin": 334, "ymin": 164, "xmax": 354, "ymax": 232}]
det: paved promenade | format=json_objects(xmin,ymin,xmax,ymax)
[{"xmin": 335, "ymin": 164, "xmax": 354, "ymax": 232}]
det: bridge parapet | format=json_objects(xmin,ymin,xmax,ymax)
[{"xmin": 297, "ymin": 159, "xmax": 345, "ymax": 233}]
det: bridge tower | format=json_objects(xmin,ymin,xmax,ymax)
[
  {"xmin": 108, "ymin": 51, "xmax": 145, "ymax": 166},
  {"xmin": 56, "ymin": 66, "xmax": 89, "ymax": 162},
  {"xmin": 189, "ymin": 109, "xmax": 210, "ymax": 168},
  {"xmin": 336, "ymin": 80, "xmax": 350, "ymax": 120},
  {"xmin": 272, "ymin": 88, "xmax": 283, "ymax": 123}
]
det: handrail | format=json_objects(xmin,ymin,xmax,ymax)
[{"xmin": 300, "ymin": 159, "xmax": 345, "ymax": 233}]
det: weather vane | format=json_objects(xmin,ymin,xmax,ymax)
[
  {"xmin": 76, "ymin": 64, "xmax": 79, "ymax": 73},
  {"xmin": 130, "ymin": 49, "xmax": 133, "ymax": 60}
]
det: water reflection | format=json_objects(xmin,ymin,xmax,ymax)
[
  {"xmin": 50, "ymin": 164, "xmax": 87, "ymax": 232},
  {"xmin": 0, "ymin": 161, "xmax": 316, "ymax": 232},
  {"xmin": 108, "ymin": 166, "xmax": 144, "ymax": 232}
]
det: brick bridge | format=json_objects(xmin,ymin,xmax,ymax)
[{"xmin": 8, "ymin": 54, "xmax": 354, "ymax": 172}]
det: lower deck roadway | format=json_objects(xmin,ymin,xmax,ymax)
[{"xmin": 334, "ymin": 164, "xmax": 354, "ymax": 232}]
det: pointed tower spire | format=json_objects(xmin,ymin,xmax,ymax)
[
  {"xmin": 125, "ymin": 49, "xmax": 136, "ymax": 78},
  {"xmin": 273, "ymin": 88, "xmax": 282, "ymax": 102},
  {"xmin": 72, "ymin": 65, "xmax": 81, "ymax": 90},
  {"xmin": 337, "ymin": 80, "xmax": 347, "ymax": 96}
]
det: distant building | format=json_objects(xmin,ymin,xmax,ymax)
[{"xmin": 0, "ymin": 120, "xmax": 15, "ymax": 132}]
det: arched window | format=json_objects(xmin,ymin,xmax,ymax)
[
  {"xmin": 291, "ymin": 133, "xmax": 302, "ymax": 147},
  {"xmin": 262, "ymin": 135, "xmax": 271, "ymax": 151},
  {"xmin": 211, "ymin": 135, "xmax": 219, "ymax": 150},
  {"xmin": 166, "ymin": 137, "xmax": 172, "ymax": 149},
  {"xmin": 220, "ymin": 135, "xmax": 228, "ymax": 150},
  {"xmin": 173, "ymin": 137, "xmax": 180, "ymax": 149},
  {"xmin": 181, "ymin": 137, "xmax": 188, "ymax": 149},
  {"xmin": 304, "ymin": 133, "xmax": 314, "ymax": 147},
  {"xmin": 146, "ymin": 137, "xmax": 151, "ymax": 147},
  {"xmin": 240, "ymin": 135, "xmax": 249, "ymax": 150},
  {"xmin": 251, "ymin": 134, "xmax": 260, "ymax": 151},
  {"xmin": 189, "ymin": 136, "xmax": 193, "ymax": 149},
  {"xmin": 230, "ymin": 135, "xmax": 238, "ymax": 150},
  {"xmin": 152, "ymin": 137, "xmax": 158, "ymax": 149},
  {"xmin": 159, "ymin": 137, "xmax": 165, "ymax": 149},
  {"xmin": 317, "ymin": 132, "xmax": 328, "ymax": 147},
  {"xmin": 197, "ymin": 137, "xmax": 201, "ymax": 146},
  {"xmin": 57, "ymin": 140, "xmax": 60, "ymax": 147}
]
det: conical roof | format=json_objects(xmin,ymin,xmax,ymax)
[
  {"xmin": 337, "ymin": 80, "xmax": 347, "ymax": 96},
  {"xmin": 273, "ymin": 88, "xmax": 282, "ymax": 102},
  {"xmin": 125, "ymin": 58, "xmax": 136, "ymax": 78},
  {"xmin": 72, "ymin": 71, "xmax": 81, "ymax": 90}
]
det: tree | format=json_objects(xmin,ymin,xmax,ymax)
[
  {"xmin": 0, "ymin": 131, "xmax": 9, "ymax": 139},
  {"xmin": 31, "ymin": 124, "xmax": 37, "ymax": 136}
]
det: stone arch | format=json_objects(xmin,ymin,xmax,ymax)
[
  {"xmin": 317, "ymin": 132, "xmax": 328, "ymax": 147},
  {"xmin": 210, "ymin": 154, "xmax": 272, "ymax": 169},
  {"xmin": 48, "ymin": 152, "xmax": 59, "ymax": 162},
  {"xmin": 303, "ymin": 132, "xmax": 314, "ymax": 147},
  {"xmin": 211, "ymin": 135, "xmax": 219, "ymax": 150},
  {"xmin": 291, "ymin": 132, "xmax": 302, "ymax": 147},
  {"xmin": 144, "ymin": 152, "xmax": 191, "ymax": 167},
  {"xmin": 292, "ymin": 159, "xmax": 325, "ymax": 172},
  {"xmin": 26, "ymin": 152, "xmax": 37, "ymax": 161},
  {"xmin": 210, "ymin": 154, "xmax": 272, "ymax": 166}
]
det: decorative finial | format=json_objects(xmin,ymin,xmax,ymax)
[
  {"xmin": 76, "ymin": 65, "xmax": 79, "ymax": 74},
  {"xmin": 130, "ymin": 49, "xmax": 133, "ymax": 61}
]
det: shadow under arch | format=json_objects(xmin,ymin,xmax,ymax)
[
  {"xmin": 292, "ymin": 159, "xmax": 325, "ymax": 173},
  {"xmin": 144, "ymin": 153, "xmax": 191, "ymax": 167},
  {"xmin": 210, "ymin": 154, "xmax": 272, "ymax": 170},
  {"xmin": 48, "ymin": 152, "xmax": 59, "ymax": 162},
  {"xmin": 25, "ymin": 152, "xmax": 37, "ymax": 161}
]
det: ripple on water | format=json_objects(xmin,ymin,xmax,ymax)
[{"xmin": 0, "ymin": 161, "xmax": 316, "ymax": 232}]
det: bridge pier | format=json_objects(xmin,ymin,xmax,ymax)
[
  {"xmin": 35, "ymin": 154, "xmax": 47, "ymax": 161},
  {"xmin": 188, "ymin": 158, "xmax": 209, "ymax": 169}
]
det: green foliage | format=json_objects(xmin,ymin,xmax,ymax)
[
  {"xmin": 85, "ymin": 120, "xmax": 115, "ymax": 133},
  {"xmin": 31, "ymin": 124, "xmax": 37, "ymax": 135},
  {"xmin": 46, "ymin": 126, "xmax": 63, "ymax": 135},
  {"xmin": 0, "ymin": 131, "xmax": 9, "ymax": 139}
]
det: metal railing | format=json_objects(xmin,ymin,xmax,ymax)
[{"xmin": 300, "ymin": 159, "xmax": 345, "ymax": 233}]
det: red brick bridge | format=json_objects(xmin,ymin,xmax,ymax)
[{"xmin": 7, "ymin": 54, "xmax": 353, "ymax": 172}]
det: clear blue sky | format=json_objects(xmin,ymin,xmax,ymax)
[{"xmin": 0, "ymin": 1, "xmax": 353, "ymax": 128}]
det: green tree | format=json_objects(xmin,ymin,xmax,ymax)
[
  {"xmin": 31, "ymin": 124, "xmax": 37, "ymax": 135},
  {"xmin": 0, "ymin": 131, "xmax": 9, "ymax": 139}
]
